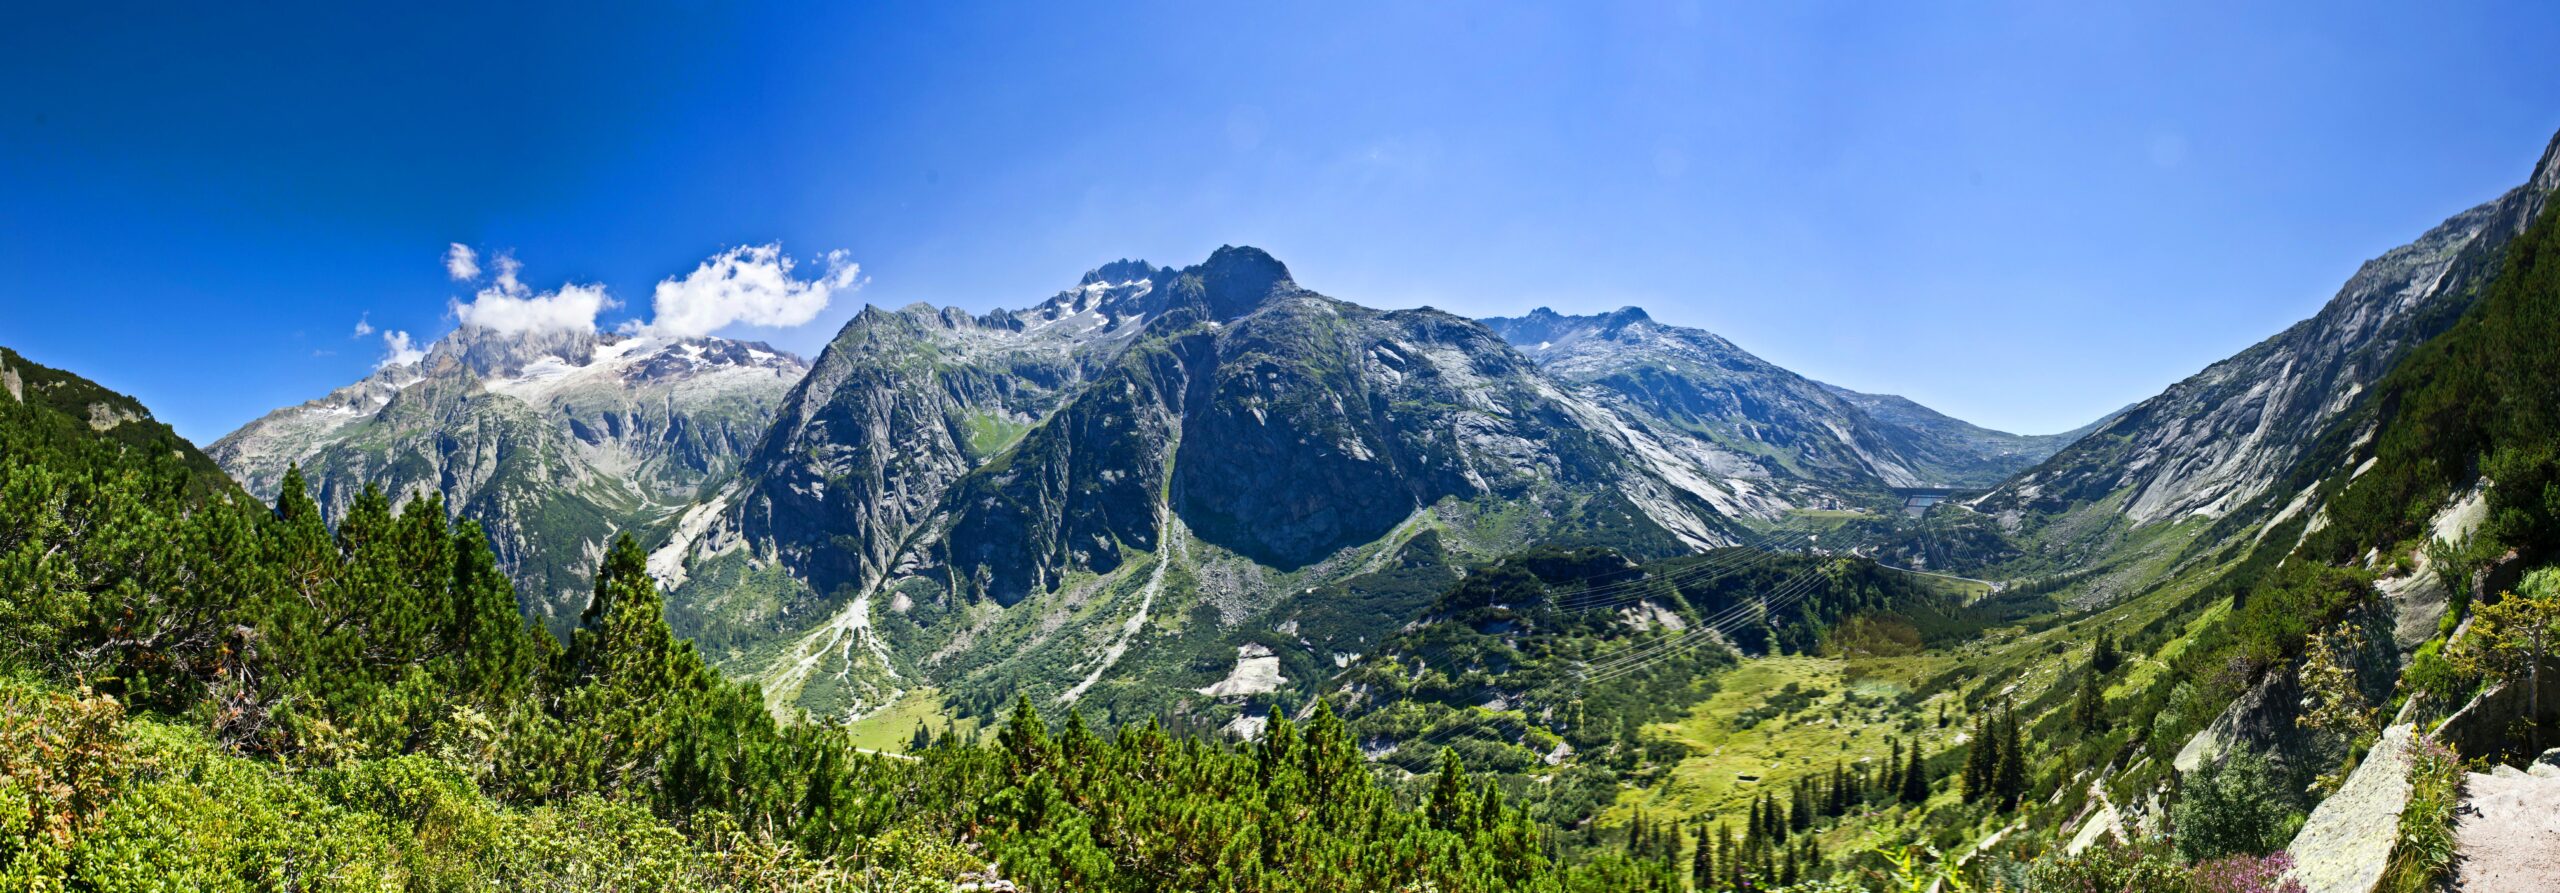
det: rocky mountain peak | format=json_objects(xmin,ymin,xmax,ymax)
[
  {"xmin": 1186, "ymin": 245, "xmax": 1300, "ymax": 320},
  {"xmin": 1596, "ymin": 305, "xmax": 1652, "ymax": 327},
  {"xmin": 1079, "ymin": 258, "xmax": 1163, "ymax": 287},
  {"xmin": 423, "ymin": 325, "xmax": 601, "ymax": 379}
]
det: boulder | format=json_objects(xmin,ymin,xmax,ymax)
[{"xmin": 2281, "ymin": 724, "xmax": 2418, "ymax": 893}]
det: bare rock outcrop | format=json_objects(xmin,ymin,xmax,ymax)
[
  {"xmin": 2451, "ymin": 760, "xmax": 2560, "ymax": 891},
  {"xmin": 2282, "ymin": 724, "xmax": 2419, "ymax": 893}
]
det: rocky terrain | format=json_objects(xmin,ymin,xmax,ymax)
[
  {"xmin": 1485, "ymin": 306, "xmax": 2095, "ymax": 489},
  {"xmin": 1977, "ymin": 131, "xmax": 2560, "ymax": 541},
  {"xmin": 2452, "ymin": 755, "xmax": 2560, "ymax": 891},
  {"xmin": 658, "ymin": 247, "xmax": 2008, "ymax": 722},
  {"xmin": 210, "ymin": 326, "xmax": 805, "ymax": 632}
]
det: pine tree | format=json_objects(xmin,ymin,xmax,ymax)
[
  {"xmin": 1994, "ymin": 710, "xmax": 2027, "ymax": 811},
  {"xmin": 2093, "ymin": 633, "xmax": 2122, "ymax": 674},
  {"xmin": 2072, "ymin": 668, "xmax": 2108, "ymax": 732},
  {"xmin": 1719, "ymin": 822, "xmax": 1739, "ymax": 887},
  {"xmin": 1900, "ymin": 745, "xmax": 1929, "ymax": 805},
  {"xmin": 1827, "ymin": 762, "xmax": 1848, "ymax": 816},
  {"xmin": 1888, "ymin": 738, "xmax": 1904, "ymax": 793},
  {"xmin": 1963, "ymin": 713, "xmax": 1995, "ymax": 804},
  {"xmin": 1428, "ymin": 747, "xmax": 1471, "ymax": 831},
  {"xmin": 1000, "ymin": 693, "xmax": 1051, "ymax": 779},
  {"xmin": 1693, "ymin": 819, "xmax": 1715, "ymax": 890}
]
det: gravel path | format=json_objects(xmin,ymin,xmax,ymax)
[{"xmin": 2452, "ymin": 766, "xmax": 2560, "ymax": 892}]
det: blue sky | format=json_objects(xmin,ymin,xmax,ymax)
[{"xmin": 4, "ymin": 1, "xmax": 2557, "ymax": 442}]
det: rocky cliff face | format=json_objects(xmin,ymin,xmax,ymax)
[
  {"xmin": 664, "ymin": 247, "xmax": 1823, "ymax": 720},
  {"xmin": 1482, "ymin": 307, "xmax": 2086, "ymax": 489},
  {"xmin": 209, "ymin": 327, "xmax": 805, "ymax": 632},
  {"xmin": 1979, "ymin": 131, "xmax": 2560, "ymax": 530}
]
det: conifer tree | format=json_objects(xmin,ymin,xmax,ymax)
[
  {"xmin": 1827, "ymin": 762, "xmax": 1848, "ymax": 816},
  {"xmin": 1718, "ymin": 822, "xmax": 1739, "ymax": 887},
  {"xmin": 1000, "ymin": 693, "xmax": 1051, "ymax": 779},
  {"xmin": 1963, "ymin": 713, "xmax": 1995, "ymax": 803},
  {"xmin": 1428, "ymin": 747, "xmax": 1472, "ymax": 831},
  {"xmin": 1888, "ymin": 738, "xmax": 1904, "ymax": 792},
  {"xmin": 1900, "ymin": 745, "xmax": 1929, "ymax": 805},
  {"xmin": 1993, "ymin": 709, "xmax": 2027, "ymax": 811},
  {"xmin": 2072, "ymin": 669, "xmax": 2108, "ymax": 732},
  {"xmin": 1694, "ymin": 820, "xmax": 1716, "ymax": 890}
]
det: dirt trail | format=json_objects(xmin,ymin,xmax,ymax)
[{"xmin": 2451, "ymin": 765, "xmax": 2560, "ymax": 891}]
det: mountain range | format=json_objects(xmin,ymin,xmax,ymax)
[
  {"xmin": 192, "ymin": 127, "xmax": 2560, "ymax": 736},
  {"xmin": 206, "ymin": 246, "xmax": 2095, "ymax": 722},
  {"xmin": 209, "ymin": 326, "xmax": 806, "ymax": 633},
  {"xmin": 18, "ymin": 119, "xmax": 2560, "ymax": 893}
]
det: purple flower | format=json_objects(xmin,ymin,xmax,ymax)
[{"xmin": 2189, "ymin": 851, "xmax": 2305, "ymax": 893}]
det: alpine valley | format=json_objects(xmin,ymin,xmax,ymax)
[{"xmin": 12, "ymin": 127, "xmax": 2560, "ymax": 893}]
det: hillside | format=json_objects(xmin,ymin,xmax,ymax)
[
  {"xmin": 1976, "ymin": 129, "xmax": 2560, "ymax": 559},
  {"xmin": 0, "ymin": 346, "xmax": 238, "ymax": 500},
  {"xmin": 209, "ymin": 326, "xmax": 805, "ymax": 633},
  {"xmin": 0, "ymin": 344, "xmax": 1689, "ymax": 893},
  {"xmin": 1483, "ymin": 307, "xmax": 2093, "ymax": 489},
  {"xmin": 662, "ymin": 247, "xmax": 1876, "ymax": 725}
]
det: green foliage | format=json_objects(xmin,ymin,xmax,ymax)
[
  {"xmin": 2173, "ymin": 751, "xmax": 2302, "ymax": 862},
  {"xmin": 2307, "ymin": 198, "xmax": 2560, "ymax": 568},
  {"xmin": 2380, "ymin": 738, "xmax": 2462, "ymax": 893},
  {"xmin": 2072, "ymin": 668, "xmax": 2108, "ymax": 733},
  {"xmin": 0, "ymin": 361, "xmax": 1685, "ymax": 891},
  {"xmin": 2024, "ymin": 835, "xmax": 2192, "ymax": 893},
  {"xmin": 2448, "ymin": 568, "xmax": 2560, "ymax": 756},
  {"xmin": 0, "ymin": 675, "xmax": 966, "ymax": 892}
]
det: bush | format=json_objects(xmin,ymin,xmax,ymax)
[
  {"xmin": 2174, "ymin": 752, "xmax": 2302, "ymax": 862},
  {"xmin": 2027, "ymin": 836, "xmax": 2190, "ymax": 893},
  {"xmin": 2378, "ymin": 738, "xmax": 2462, "ymax": 893}
]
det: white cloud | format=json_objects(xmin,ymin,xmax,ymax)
[
  {"xmin": 491, "ymin": 253, "xmax": 521, "ymax": 293},
  {"xmin": 644, "ymin": 244, "xmax": 859, "ymax": 338},
  {"xmin": 352, "ymin": 313, "xmax": 374, "ymax": 338},
  {"xmin": 377, "ymin": 330, "xmax": 426, "ymax": 369},
  {"xmin": 450, "ymin": 251, "xmax": 615, "ymax": 335},
  {"xmin": 445, "ymin": 243, "xmax": 481, "ymax": 281},
  {"xmin": 456, "ymin": 282, "xmax": 612, "ymax": 335}
]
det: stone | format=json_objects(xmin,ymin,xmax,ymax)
[{"xmin": 2281, "ymin": 724, "xmax": 2417, "ymax": 893}]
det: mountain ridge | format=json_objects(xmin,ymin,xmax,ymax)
[{"xmin": 209, "ymin": 325, "xmax": 807, "ymax": 633}]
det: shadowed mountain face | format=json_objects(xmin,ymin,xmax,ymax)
[
  {"xmin": 1482, "ymin": 307, "xmax": 2092, "ymax": 490},
  {"xmin": 209, "ymin": 327, "xmax": 806, "ymax": 633},
  {"xmin": 664, "ymin": 246, "xmax": 1944, "ymax": 720}
]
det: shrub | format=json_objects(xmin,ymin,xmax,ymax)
[
  {"xmin": 2174, "ymin": 752, "xmax": 2302, "ymax": 862},
  {"xmin": 2026, "ymin": 836, "xmax": 2188, "ymax": 893},
  {"xmin": 2189, "ymin": 851, "xmax": 2305, "ymax": 893},
  {"xmin": 2378, "ymin": 738, "xmax": 2461, "ymax": 893}
]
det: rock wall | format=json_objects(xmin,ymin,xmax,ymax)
[{"xmin": 2281, "ymin": 724, "xmax": 2418, "ymax": 893}]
